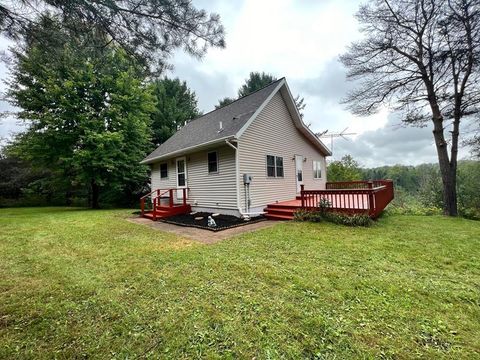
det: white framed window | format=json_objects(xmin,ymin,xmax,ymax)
[
  {"xmin": 208, "ymin": 151, "xmax": 218, "ymax": 173},
  {"xmin": 266, "ymin": 155, "xmax": 284, "ymax": 178},
  {"xmin": 313, "ymin": 160, "xmax": 322, "ymax": 179},
  {"xmin": 160, "ymin": 163, "xmax": 168, "ymax": 179}
]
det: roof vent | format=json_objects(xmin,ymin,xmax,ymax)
[{"xmin": 218, "ymin": 121, "xmax": 224, "ymax": 133}]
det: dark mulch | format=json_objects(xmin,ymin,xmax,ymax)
[{"xmin": 160, "ymin": 212, "xmax": 265, "ymax": 232}]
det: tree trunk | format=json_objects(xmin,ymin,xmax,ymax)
[
  {"xmin": 424, "ymin": 74, "xmax": 458, "ymax": 217},
  {"xmin": 91, "ymin": 179, "xmax": 100, "ymax": 209},
  {"xmin": 65, "ymin": 189, "xmax": 73, "ymax": 206},
  {"xmin": 432, "ymin": 118, "xmax": 458, "ymax": 216}
]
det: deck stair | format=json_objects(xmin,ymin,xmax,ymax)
[
  {"xmin": 264, "ymin": 202, "xmax": 298, "ymax": 220},
  {"xmin": 142, "ymin": 205, "xmax": 191, "ymax": 220},
  {"xmin": 140, "ymin": 188, "xmax": 191, "ymax": 221}
]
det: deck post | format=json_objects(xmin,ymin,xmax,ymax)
[
  {"xmin": 152, "ymin": 198, "xmax": 157, "ymax": 221},
  {"xmin": 182, "ymin": 188, "xmax": 186, "ymax": 206},
  {"xmin": 300, "ymin": 184, "xmax": 305, "ymax": 208},
  {"xmin": 169, "ymin": 189, "xmax": 173, "ymax": 208},
  {"xmin": 140, "ymin": 198, "xmax": 144, "ymax": 216},
  {"xmin": 367, "ymin": 181, "xmax": 374, "ymax": 216}
]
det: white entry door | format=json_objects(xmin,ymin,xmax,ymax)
[
  {"xmin": 295, "ymin": 155, "xmax": 304, "ymax": 193},
  {"xmin": 176, "ymin": 157, "xmax": 187, "ymax": 199}
]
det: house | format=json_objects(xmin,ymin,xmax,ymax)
[{"xmin": 140, "ymin": 78, "xmax": 332, "ymax": 219}]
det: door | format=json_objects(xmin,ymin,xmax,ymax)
[
  {"xmin": 295, "ymin": 155, "xmax": 303, "ymax": 193},
  {"xmin": 176, "ymin": 157, "xmax": 187, "ymax": 200}
]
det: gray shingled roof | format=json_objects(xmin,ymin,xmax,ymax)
[{"xmin": 141, "ymin": 78, "xmax": 284, "ymax": 163}]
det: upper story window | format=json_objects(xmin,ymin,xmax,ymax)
[
  {"xmin": 208, "ymin": 151, "xmax": 218, "ymax": 173},
  {"xmin": 267, "ymin": 155, "xmax": 284, "ymax": 178},
  {"xmin": 160, "ymin": 163, "xmax": 168, "ymax": 179},
  {"xmin": 313, "ymin": 160, "xmax": 322, "ymax": 179}
]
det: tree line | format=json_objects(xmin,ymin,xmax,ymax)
[
  {"xmin": 0, "ymin": 19, "xmax": 285, "ymax": 210},
  {"xmin": 0, "ymin": 0, "xmax": 219, "ymax": 208}
]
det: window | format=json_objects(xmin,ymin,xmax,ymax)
[
  {"xmin": 267, "ymin": 155, "xmax": 275, "ymax": 177},
  {"xmin": 266, "ymin": 155, "xmax": 284, "ymax": 178},
  {"xmin": 276, "ymin": 156, "xmax": 284, "ymax": 177},
  {"xmin": 160, "ymin": 163, "xmax": 168, "ymax": 179},
  {"xmin": 208, "ymin": 151, "xmax": 218, "ymax": 173},
  {"xmin": 313, "ymin": 160, "xmax": 322, "ymax": 179}
]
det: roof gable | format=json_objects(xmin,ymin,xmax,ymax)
[
  {"xmin": 141, "ymin": 78, "xmax": 331, "ymax": 164},
  {"xmin": 141, "ymin": 79, "xmax": 284, "ymax": 163}
]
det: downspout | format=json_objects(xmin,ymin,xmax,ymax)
[{"xmin": 225, "ymin": 139, "xmax": 265, "ymax": 218}]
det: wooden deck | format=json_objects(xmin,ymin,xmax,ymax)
[{"xmin": 265, "ymin": 180, "xmax": 394, "ymax": 220}]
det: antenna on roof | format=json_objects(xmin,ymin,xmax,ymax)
[{"xmin": 316, "ymin": 127, "xmax": 356, "ymax": 153}]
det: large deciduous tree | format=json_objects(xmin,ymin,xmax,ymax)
[
  {"xmin": 327, "ymin": 155, "xmax": 363, "ymax": 182},
  {"xmin": 341, "ymin": 0, "xmax": 480, "ymax": 216},
  {"xmin": 0, "ymin": 0, "xmax": 224, "ymax": 71},
  {"xmin": 7, "ymin": 18, "xmax": 155, "ymax": 208},
  {"xmin": 150, "ymin": 77, "xmax": 200, "ymax": 146}
]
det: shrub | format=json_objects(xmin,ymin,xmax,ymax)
[
  {"xmin": 322, "ymin": 211, "xmax": 373, "ymax": 227},
  {"xmin": 294, "ymin": 209, "xmax": 372, "ymax": 227},
  {"xmin": 460, "ymin": 207, "xmax": 480, "ymax": 221},
  {"xmin": 387, "ymin": 192, "xmax": 443, "ymax": 216},
  {"xmin": 293, "ymin": 209, "xmax": 323, "ymax": 222}
]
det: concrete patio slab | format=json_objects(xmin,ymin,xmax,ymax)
[{"xmin": 128, "ymin": 217, "xmax": 282, "ymax": 244}]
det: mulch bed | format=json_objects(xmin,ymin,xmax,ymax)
[{"xmin": 160, "ymin": 212, "xmax": 265, "ymax": 232}]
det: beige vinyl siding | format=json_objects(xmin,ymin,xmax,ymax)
[
  {"xmin": 150, "ymin": 145, "xmax": 237, "ymax": 209},
  {"xmin": 151, "ymin": 161, "xmax": 176, "ymax": 191},
  {"xmin": 186, "ymin": 145, "xmax": 237, "ymax": 209},
  {"xmin": 238, "ymin": 92, "xmax": 327, "ymax": 209}
]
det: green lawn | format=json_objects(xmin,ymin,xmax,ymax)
[{"xmin": 1, "ymin": 208, "xmax": 479, "ymax": 359}]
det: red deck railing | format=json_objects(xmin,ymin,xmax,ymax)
[
  {"xmin": 300, "ymin": 180, "xmax": 394, "ymax": 218},
  {"xmin": 140, "ymin": 188, "xmax": 188, "ymax": 221}
]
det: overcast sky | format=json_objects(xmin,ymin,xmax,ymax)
[{"xmin": 0, "ymin": 0, "xmax": 472, "ymax": 167}]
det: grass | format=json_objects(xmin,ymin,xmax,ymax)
[{"xmin": 1, "ymin": 207, "xmax": 479, "ymax": 359}]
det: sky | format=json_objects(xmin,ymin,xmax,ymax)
[{"xmin": 0, "ymin": 0, "xmax": 472, "ymax": 167}]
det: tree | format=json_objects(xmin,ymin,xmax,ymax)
[
  {"xmin": 150, "ymin": 78, "xmax": 200, "ymax": 146},
  {"xmin": 215, "ymin": 97, "xmax": 236, "ymax": 109},
  {"xmin": 238, "ymin": 72, "xmax": 276, "ymax": 97},
  {"xmin": 467, "ymin": 134, "xmax": 480, "ymax": 158},
  {"xmin": 327, "ymin": 155, "xmax": 363, "ymax": 182},
  {"xmin": 7, "ymin": 18, "xmax": 155, "ymax": 208},
  {"xmin": 294, "ymin": 95, "xmax": 306, "ymax": 119},
  {"xmin": 216, "ymin": 71, "xmax": 307, "ymax": 116},
  {"xmin": 0, "ymin": 0, "xmax": 224, "ymax": 71},
  {"xmin": 341, "ymin": 0, "xmax": 480, "ymax": 216}
]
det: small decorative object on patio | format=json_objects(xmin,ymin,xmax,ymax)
[{"xmin": 207, "ymin": 216, "xmax": 217, "ymax": 228}]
